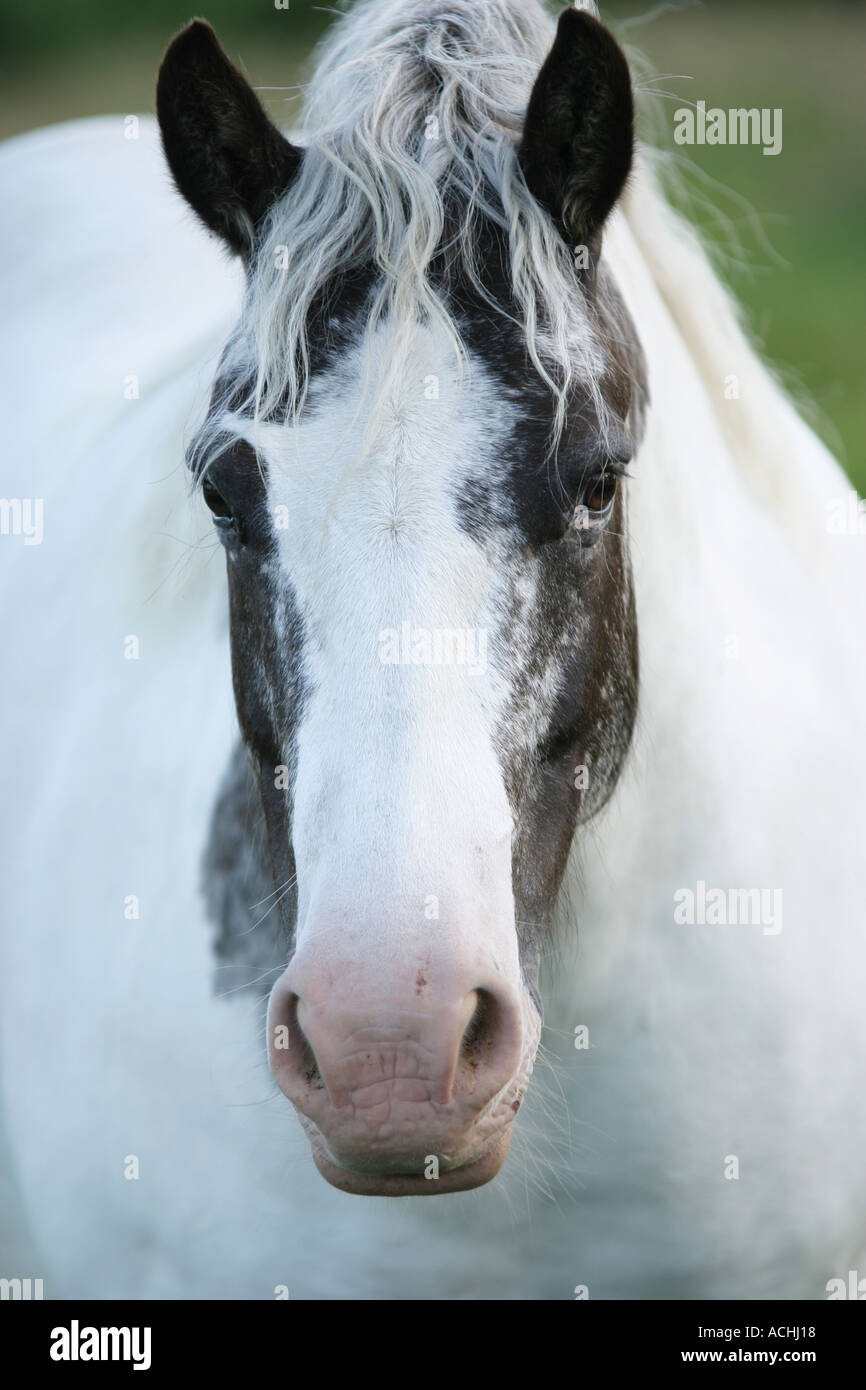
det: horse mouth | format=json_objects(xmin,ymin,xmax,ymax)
[{"xmin": 310, "ymin": 1127, "xmax": 514, "ymax": 1197}]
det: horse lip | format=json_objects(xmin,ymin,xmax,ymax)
[{"xmin": 309, "ymin": 1127, "xmax": 514, "ymax": 1197}]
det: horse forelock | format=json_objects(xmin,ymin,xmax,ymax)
[{"xmin": 191, "ymin": 0, "xmax": 633, "ymax": 474}]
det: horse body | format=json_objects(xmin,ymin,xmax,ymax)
[{"xmin": 2, "ymin": 4, "xmax": 865, "ymax": 1300}]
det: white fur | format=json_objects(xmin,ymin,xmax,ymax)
[{"xmin": 2, "ymin": 66, "xmax": 865, "ymax": 1299}]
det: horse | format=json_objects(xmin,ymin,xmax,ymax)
[{"xmin": 1, "ymin": 0, "xmax": 864, "ymax": 1299}]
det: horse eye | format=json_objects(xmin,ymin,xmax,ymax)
[
  {"xmin": 584, "ymin": 473, "xmax": 618, "ymax": 513},
  {"xmin": 202, "ymin": 477, "xmax": 233, "ymax": 522}
]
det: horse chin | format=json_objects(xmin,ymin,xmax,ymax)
[{"xmin": 310, "ymin": 1128, "xmax": 514, "ymax": 1197}]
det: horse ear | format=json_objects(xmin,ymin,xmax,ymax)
[
  {"xmin": 518, "ymin": 8, "xmax": 633, "ymax": 256},
  {"xmin": 156, "ymin": 20, "xmax": 301, "ymax": 257}
]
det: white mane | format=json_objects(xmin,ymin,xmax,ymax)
[{"xmin": 618, "ymin": 149, "xmax": 851, "ymax": 575}]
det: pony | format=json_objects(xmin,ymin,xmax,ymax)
[{"xmin": 1, "ymin": 0, "xmax": 864, "ymax": 1298}]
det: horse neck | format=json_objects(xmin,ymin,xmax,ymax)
[
  {"xmin": 544, "ymin": 163, "xmax": 864, "ymax": 1018},
  {"xmin": 617, "ymin": 158, "xmax": 851, "ymax": 575}
]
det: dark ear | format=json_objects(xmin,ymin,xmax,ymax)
[
  {"xmin": 518, "ymin": 9, "xmax": 633, "ymax": 255},
  {"xmin": 156, "ymin": 20, "xmax": 301, "ymax": 256}
]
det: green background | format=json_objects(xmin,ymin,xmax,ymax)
[{"xmin": 1, "ymin": 0, "xmax": 862, "ymax": 488}]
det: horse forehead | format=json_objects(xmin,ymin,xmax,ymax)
[{"xmin": 245, "ymin": 322, "xmax": 530, "ymax": 537}]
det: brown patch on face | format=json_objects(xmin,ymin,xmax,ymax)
[{"xmin": 595, "ymin": 261, "xmax": 649, "ymax": 442}]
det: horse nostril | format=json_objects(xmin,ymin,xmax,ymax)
[
  {"xmin": 274, "ymin": 992, "xmax": 321, "ymax": 1089},
  {"xmin": 460, "ymin": 989, "xmax": 496, "ymax": 1063}
]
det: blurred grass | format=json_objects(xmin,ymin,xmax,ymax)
[
  {"xmin": 0, "ymin": 0, "xmax": 862, "ymax": 488},
  {"xmin": 622, "ymin": 3, "xmax": 866, "ymax": 491},
  {"xmin": 0, "ymin": 0, "xmax": 328, "ymax": 60}
]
